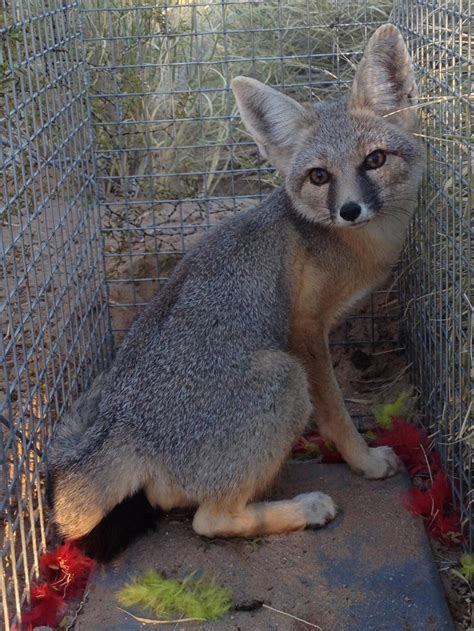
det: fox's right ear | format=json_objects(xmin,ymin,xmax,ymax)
[{"xmin": 231, "ymin": 77, "xmax": 308, "ymax": 175}]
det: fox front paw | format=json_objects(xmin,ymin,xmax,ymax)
[
  {"xmin": 360, "ymin": 446, "xmax": 402, "ymax": 479},
  {"xmin": 294, "ymin": 491, "xmax": 337, "ymax": 528}
]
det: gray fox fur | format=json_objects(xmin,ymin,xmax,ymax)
[{"xmin": 49, "ymin": 25, "xmax": 424, "ymax": 544}]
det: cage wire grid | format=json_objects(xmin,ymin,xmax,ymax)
[
  {"xmin": 84, "ymin": 0, "xmax": 401, "ymax": 350},
  {"xmin": 393, "ymin": 0, "xmax": 473, "ymax": 551},
  {"xmin": 0, "ymin": 0, "xmax": 472, "ymax": 628},
  {"xmin": 0, "ymin": 0, "xmax": 111, "ymax": 626}
]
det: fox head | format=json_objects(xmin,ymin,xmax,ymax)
[{"xmin": 231, "ymin": 24, "xmax": 425, "ymax": 230}]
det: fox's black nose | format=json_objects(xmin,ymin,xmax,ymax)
[{"xmin": 340, "ymin": 202, "xmax": 361, "ymax": 222}]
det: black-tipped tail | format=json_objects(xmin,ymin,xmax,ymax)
[{"xmin": 79, "ymin": 491, "xmax": 161, "ymax": 563}]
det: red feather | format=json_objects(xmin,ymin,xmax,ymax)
[
  {"xmin": 405, "ymin": 485, "xmax": 435, "ymax": 516},
  {"xmin": 405, "ymin": 472, "xmax": 451, "ymax": 517},
  {"xmin": 21, "ymin": 583, "xmax": 65, "ymax": 628},
  {"xmin": 292, "ymin": 435, "xmax": 318, "ymax": 456},
  {"xmin": 40, "ymin": 541, "xmax": 96, "ymax": 598},
  {"xmin": 374, "ymin": 417, "xmax": 429, "ymax": 473},
  {"xmin": 296, "ymin": 414, "xmax": 465, "ymax": 545},
  {"xmin": 318, "ymin": 439, "xmax": 344, "ymax": 464},
  {"xmin": 405, "ymin": 471, "xmax": 462, "ymax": 543},
  {"xmin": 293, "ymin": 432, "xmax": 344, "ymax": 463},
  {"xmin": 430, "ymin": 511, "xmax": 463, "ymax": 542},
  {"xmin": 428, "ymin": 472, "xmax": 452, "ymax": 509}
]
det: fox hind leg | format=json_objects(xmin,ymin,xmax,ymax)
[
  {"xmin": 193, "ymin": 492, "xmax": 336, "ymax": 538},
  {"xmin": 193, "ymin": 350, "xmax": 337, "ymax": 538}
]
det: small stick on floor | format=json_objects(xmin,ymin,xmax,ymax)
[
  {"xmin": 262, "ymin": 603, "xmax": 322, "ymax": 629},
  {"xmin": 118, "ymin": 607, "xmax": 206, "ymax": 625}
]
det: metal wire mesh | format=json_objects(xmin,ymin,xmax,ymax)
[
  {"xmin": 0, "ymin": 0, "xmax": 472, "ymax": 628},
  {"xmin": 393, "ymin": 0, "xmax": 473, "ymax": 551},
  {"xmin": 80, "ymin": 0, "xmax": 398, "ymax": 350},
  {"xmin": 0, "ymin": 1, "xmax": 111, "ymax": 627}
]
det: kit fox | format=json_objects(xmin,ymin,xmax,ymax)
[{"xmin": 48, "ymin": 24, "xmax": 424, "ymax": 559}]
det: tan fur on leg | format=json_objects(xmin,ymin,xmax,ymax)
[
  {"xmin": 192, "ymin": 492, "xmax": 336, "ymax": 538},
  {"xmin": 290, "ymin": 326, "xmax": 401, "ymax": 479}
]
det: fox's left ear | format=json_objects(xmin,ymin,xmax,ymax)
[{"xmin": 350, "ymin": 24, "xmax": 418, "ymax": 130}]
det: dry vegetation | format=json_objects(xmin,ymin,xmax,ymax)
[
  {"xmin": 83, "ymin": 0, "xmax": 392, "ymax": 196},
  {"xmin": 80, "ymin": 0, "xmax": 393, "ymax": 286}
]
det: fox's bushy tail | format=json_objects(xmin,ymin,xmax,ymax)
[{"xmin": 47, "ymin": 372, "xmax": 159, "ymax": 562}]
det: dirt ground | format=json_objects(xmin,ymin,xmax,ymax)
[{"xmin": 432, "ymin": 541, "xmax": 474, "ymax": 630}]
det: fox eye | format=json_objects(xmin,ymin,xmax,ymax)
[
  {"xmin": 309, "ymin": 167, "xmax": 330, "ymax": 186},
  {"xmin": 364, "ymin": 149, "xmax": 386, "ymax": 170}
]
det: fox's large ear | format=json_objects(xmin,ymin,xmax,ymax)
[
  {"xmin": 350, "ymin": 24, "xmax": 418, "ymax": 130},
  {"xmin": 231, "ymin": 76, "xmax": 308, "ymax": 174}
]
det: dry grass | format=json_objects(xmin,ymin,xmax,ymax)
[{"xmin": 83, "ymin": 0, "xmax": 392, "ymax": 199}]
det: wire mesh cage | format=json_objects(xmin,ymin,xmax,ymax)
[
  {"xmin": 393, "ymin": 0, "xmax": 473, "ymax": 551},
  {"xmin": 82, "ymin": 0, "xmax": 404, "ymax": 431},
  {"xmin": 0, "ymin": 0, "xmax": 472, "ymax": 628},
  {"xmin": 81, "ymin": 0, "xmax": 399, "ymax": 350},
  {"xmin": 0, "ymin": 1, "xmax": 111, "ymax": 625}
]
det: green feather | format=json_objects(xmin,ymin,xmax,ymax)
[
  {"xmin": 459, "ymin": 554, "xmax": 474, "ymax": 581},
  {"xmin": 373, "ymin": 389, "xmax": 414, "ymax": 429},
  {"xmin": 116, "ymin": 570, "xmax": 233, "ymax": 621}
]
